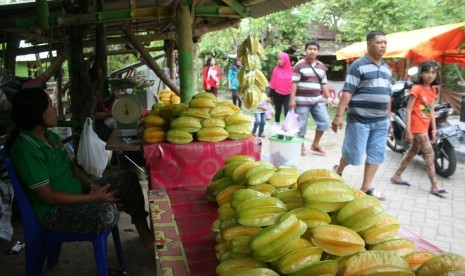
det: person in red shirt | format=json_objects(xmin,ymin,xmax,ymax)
[
  {"xmin": 390, "ymin": 61, "xmax": 446, "ymax": 194},
  {"xmin": 202, "ymin": 57, "xmax": 221, "ymax": 96}
]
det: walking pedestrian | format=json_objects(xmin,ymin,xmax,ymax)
[
  {"xmin": 331, "ymin": 30, "xmax": 391, "ymax": 201},
  {"xmin": 269, "ymin": 52, "xmax": 292, "ymax": 125},
  {"xmin": 228, "ymin": 58, "xmax": 242, "ymax": 108},
  {"xmin": 289, "ymin": 40, "xmax": 334, "ymax": 156},
  {"xmin": 202, "ymin": 57, "xmax": 221, "ymax": 96},
  {"xmin": 390, "ymin": 61, "xmax": 446, "ymax": 195}
]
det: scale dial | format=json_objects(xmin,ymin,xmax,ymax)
[{"xmin": 111, "ymin": 95, "xmax": 142, "ymax": 125}]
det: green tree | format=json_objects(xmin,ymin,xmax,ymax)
[{"xmin": 308, "ymin": 0, "xmax": 465, "ymax": 41}]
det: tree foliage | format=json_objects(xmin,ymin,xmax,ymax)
[
  {"xmin": 198, "ymin": 0, "xmax": 465, "ymax": 89},
  {"xmin": 199, "ymin": 0, "xmax": 465, "ymax": 58}
]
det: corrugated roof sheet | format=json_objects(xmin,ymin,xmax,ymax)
[{"xmin": 248, "ymin": 0, "xmax": 311, "ymax": 18}]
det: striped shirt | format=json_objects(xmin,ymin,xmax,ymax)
[
  {"xmin": 292, "ymin": 59, "xmax": 327, "ymax": 106},
  {"xmin": 343, "ymin": 54, "xmax": 392, "ymax": 123}
]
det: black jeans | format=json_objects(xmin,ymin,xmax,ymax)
[
  {"xmin": 206, "ymin": 87, "xmax": 218, "ymax": 96},
  {"xmin": 231, "ymin": 89, "xmax": 242, "ymax": 108},
  {"xmin": 272, "ymin": 92, "xmax": 290, "ymax": 123}
]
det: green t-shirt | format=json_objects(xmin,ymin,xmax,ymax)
[{"xmin": 10, "ymin": 129, "xmax": 83, "ymax": 224}]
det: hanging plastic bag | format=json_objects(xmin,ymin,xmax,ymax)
[
  {"xmin": 281, "ymin": 109, "xmax": 300, "ymax": 132},
  {"xmin": 77, "ymin": 117, "xmax": 111, "ymax": 178},
  {"xmin": 265, "ymin": 102, "xmax": 274, "ymax": 120}
]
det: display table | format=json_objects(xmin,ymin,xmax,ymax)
[
  {"xmin": 148, "ymin": 187, "xmax": 444, "ymax": 275},
  {"xmin": 143, "ymin": 137, "xmax": 262, "ymax": 190},
  {"xmin": 105, "ymin": 128, "xmax": 142, "ymax": 152},
  {"xmin": 149, "ymin": 187, "xmax": 217, "ymax": 276},
  {"xmin": 104, "ymin": 129, "xmax": 145, "ymax": 172}
]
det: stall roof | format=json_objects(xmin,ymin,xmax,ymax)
[{"xmin": 0, "ymin": 0, "xmax": 312, "ymax": 55}]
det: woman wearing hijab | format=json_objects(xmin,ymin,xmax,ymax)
[
  {"xmin": 228, "ymin": 58, "xmax": 242, "ymax": 108},
  {"xmin": 269, "ymin": 52, "xmax": 293, "ymax": 125}
]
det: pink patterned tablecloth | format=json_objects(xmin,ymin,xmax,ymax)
[
  {"xmin": 399, "ymin": 227, "xmax": 444, "ymax": 254},
  {"xmin": 144, "ymin": 137, "xmax": 262, "ymax": 190}
]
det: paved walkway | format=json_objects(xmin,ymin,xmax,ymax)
[{"xmin": 257, "ymin": 115, "xmax": 465, "ymax": 256}]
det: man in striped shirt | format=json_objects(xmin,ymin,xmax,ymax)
[
  {"xmin": 331, "ymin": 30, "xmax": 392, "ymax": 201},
  {"xmin": 290, "ymin": 39, "xmax": 334, "ymax": 156}
]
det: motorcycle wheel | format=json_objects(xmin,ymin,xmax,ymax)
[
  {"xmin": 387, "ymin": 130, "xmax": 406, "ymax": 153},
  {"xmin": 434, "ymin": 140, "xmax": 457, "ymax": 178}
]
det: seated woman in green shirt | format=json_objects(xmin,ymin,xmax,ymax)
[{"xmin": 6, "ymin": 87, "xmax": 152, "ymax": 249}]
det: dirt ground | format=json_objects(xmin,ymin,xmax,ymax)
[{"xmin": 0, "ymin": 167, "xmax": 160, "ymax": 276}]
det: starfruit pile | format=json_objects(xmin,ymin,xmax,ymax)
[
  {"xmin": 140, "ymin": 92, "xmax": 253, "ymax": 144},
  {"xmin": 207, "ymin": 157, "xmax": 465, "ymax": 275},
  {"xmin": 237, "ymin": 34, "xmax": 269, "ymax": 109},
  {"xmin": 156, "ymin": 88, "xmax": 180, "ymax": 105}
]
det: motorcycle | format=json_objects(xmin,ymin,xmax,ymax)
[{"xmin": 387, "ymin": 78, "xmax": 462, "ymax": 178}]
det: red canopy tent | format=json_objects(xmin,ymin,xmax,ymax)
[
  {"xmin": 336, "ymin": 22, "xmax": 465, "ymax": 111},
  {"xmin": 336, "ymin": 22, "xmax": 465, "ymax": 66}
]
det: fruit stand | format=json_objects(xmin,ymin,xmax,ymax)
[
  {"xmin": 140, "ymin": 67, "xmax": 463, "ymax": 273},
  {"xmin": 148, "ymin": 183, "xmax": 444, "ymax": 275},
  {"xmin": 147, "ymin": 159, "xmax": 465, "ymax": 275}
]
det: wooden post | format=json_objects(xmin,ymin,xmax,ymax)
[
  {"xmin": 55, "ymin": 53, "xmax": 64, "ymax": 120},
  {"xmin": 166, "ymin": 40, "xmax": 177, "ymax": 81},
  {"xmin": 439, "ymin": 56, "xmax": 445, "ymax": 103},
  {"xmin": 36, "ymin": 0, "xmax": 50, "ymax": 29},
  {"xmin": 4, "ymin": 33, "xmax": 19, "ymax": 74},
  {"xmin": 176, "ymin": 0, "xmax": 194, "ymax": 102}
]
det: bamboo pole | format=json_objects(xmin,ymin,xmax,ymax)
[
  {"xmin": 176, "ymin": 0, "xmax": 194, "ymax": 102},
  {"xmin": 121, "ymin": 24, "xmax": 180, "ymax": 95}
]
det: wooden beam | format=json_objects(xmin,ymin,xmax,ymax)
[
  {"xmin": 120, "ymin": 24, "xmax": 180, "ymax": 94},
  {"xmin": 2, "ymin": 36, "xmax": 165, "ymax": 56},
  {"xmin": 92, "ymin": 47, "xmax": 164, "ymax": 56},
  {"xmin": 15, "ymin": 7, "xmax": 173, "ymax": 29},
  {"xmin": 241, "ymin": 0, "xmax": 266, "ymax": 5},
  {"xmin": 193, "ymin": 19, "xmax": 240, "ymax": 35},
  {"xmin": 220, "ymin": 0, "xmax": 249, "ymax": 17}
]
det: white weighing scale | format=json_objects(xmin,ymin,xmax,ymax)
[
  {"xmin": 111, "ymin": 94, "xmax": 143, "ymax": 129},
  {"xmin": 110, "ymin": 94, "xmax": 145, "ymax": 172}
]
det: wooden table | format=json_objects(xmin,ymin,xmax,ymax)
[
  {"xmin": 105, "ymin": 128, "xmax": 143, "ymax": 152},
  {"xmin": 105, "ymin": 129, "xmax": 145, "ymax": 171}
]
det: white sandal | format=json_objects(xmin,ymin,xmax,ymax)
[{"xmin": 364, "ymin": 188, "xmax": 386, "ymax": 201}]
